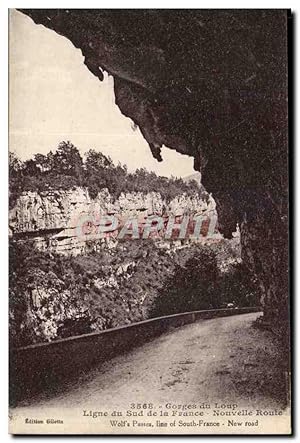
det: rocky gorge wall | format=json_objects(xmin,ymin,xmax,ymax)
[
  {"xmin": 9, "ymin": 187, "xmax": 247, "ymax": 347},
  {"xmin": 9, "ymin": 187, "xmax": 219, "ymax": 255}
]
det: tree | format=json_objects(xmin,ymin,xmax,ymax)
[
  {"xmin": 150, "ymin": 248, "xmax": 220, "ymax": 317},
  {"xmin": 23, "ymin": 159, "xmax": 40, "ymax": 176},
  {"xmin": 53, "ymin": 141, "xmax": 83, "ymax": 177},
  {"xmin": 9, "ymin": 152, "xmax": 23, "ymax": 178},
  {"xmin": 34, "ymin": 153, "xmax": 50, "ymax": 173},
  {"xmin": 84, "ymin": 149, "xmax": 113, "ymax": 171},
  {"xmin": 84, "ymin": 149, "xmax": 117, "ymax": 198}
]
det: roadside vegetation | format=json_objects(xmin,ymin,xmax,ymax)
[
  {"xmin": 150, "ymin": 247, "xmax": 260, "ymax": 318},
  {"xmin": 9, "ymin": 239, "xmax": 259, "ymax": 347}
]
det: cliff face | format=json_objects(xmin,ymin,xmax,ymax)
[
  {"xmin": 10, "ymin": 188, "xmax": 247, "ymax": 347},
  {"xmin": 9, "ymin": 187, "xmax": 219, "ymax": 255}
]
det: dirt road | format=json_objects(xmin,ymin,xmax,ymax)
[{"xmin": 12, "ymin": 312, "xmax": 287, "ymax": 415}]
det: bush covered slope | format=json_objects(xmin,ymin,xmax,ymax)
[{"xmin": 9, "ymin": 238, "xmax": 259, "ymax": 348}]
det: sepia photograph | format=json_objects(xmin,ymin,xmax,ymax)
[{"xmin": 8, "ymin": 8, "xmax": 291, "ymax": 435}]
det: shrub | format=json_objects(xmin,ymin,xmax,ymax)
[{"xmin": 150, "ymin": 248, "xmax": 260, "ymax": 318}]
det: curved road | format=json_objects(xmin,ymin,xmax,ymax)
[{"xmin": 12, "ymin": 312, "xmax": 286, "ymax": 416}]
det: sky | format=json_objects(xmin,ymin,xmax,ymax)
[{"xmin": 9, "ymin": 9, "xmax": 195, "ymax": 178}]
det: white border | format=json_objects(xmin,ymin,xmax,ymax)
[{"xmin": 1, "ymin": 2, "xmax": 298, "ymax": 441}]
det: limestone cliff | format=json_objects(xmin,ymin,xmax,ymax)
[
  {"xmin": 10, "ymin": 188, "xmax": 248, "ymax": 347},
  {"xmin": 9, "ymin": 187, "xmax": 219, "ymax": 255}
]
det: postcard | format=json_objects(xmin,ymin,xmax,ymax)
[{"xmin": 9, "ymin": 8, "xmax": 291, "ymax": 435}]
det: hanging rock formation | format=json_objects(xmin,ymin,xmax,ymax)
[{"xmin": 18, "ymin": 9, "xmax": 289, "ymax": 336}]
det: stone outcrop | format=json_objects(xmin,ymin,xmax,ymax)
[{"xmin": 9, "ymin": 187, "xmax": 219, "ymax": 255}]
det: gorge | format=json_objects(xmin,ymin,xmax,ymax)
[{"xmin": 15, "ymin": 9, "xmax": 289, "ymax": 344}]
